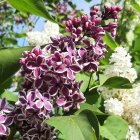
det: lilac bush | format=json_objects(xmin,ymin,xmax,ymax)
[{"xmin": 0, "ymin": 5, "xmax": 121, "ymax": 139}]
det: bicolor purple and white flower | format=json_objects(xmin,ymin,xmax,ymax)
[
  {"xmin": 0, "ymin": 99, "xmax": 14, "ymax": 136},
  {"xmin": 4, "ymin": 5, "xmax": 121, "ymax": 139}
]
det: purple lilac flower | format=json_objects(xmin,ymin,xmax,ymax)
[
  {"xmin": 14, "ymin": 5, "xmax": 121, "ymax": 139},
  {"xmin": 56, "ymin": 0, "xmax": 68, "ymax": 14},
  {"xmin": 0, "ymin": 99, "xmax": 14, "ymax": 136}
]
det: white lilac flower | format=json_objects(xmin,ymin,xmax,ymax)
[
  {"xmin": 27, "ymin": 21, "xmax": 60, "ymax": 45},
  {"xmin": 98, "ymin": 47, "xmax": 140, "ymax": 138},
  {"xmin": 121, "ymin": 84, "xmax": 140, "ymax": 128},
  {"xmin": 103, "ymin": 47, "xmax": 137, "ymax": 83},
  {"xmin": 104, "ymin": 98, "xmax": 124, "ymax": 116},
  {"xmin": 126, "ymin": 125, "xmax": 140, "ymax": 140}
]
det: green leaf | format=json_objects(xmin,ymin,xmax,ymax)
[
  {"xmin": 131, "ymin": 0, "xmax": 140, "ymax": 12},
  {"xmin": 8, "ymin": 0, "xmax": 56, "ymax": 23},
  {"xmin": 100, "ymin": 116, "xmax": 128, "ymax": 140},
  {"xmin": 85, "ymin": 0, "xmax": 92, "ymax": 2},
  {"xmin": 75, "ymin": 72, "xmax": 91, "ymax": 93},
  {"xmin": 102, "ymin": 76, "xmax": 132, "ymax": 89},
  {"xmin": 15, "ymin": 33, "xmax": 27, "ymax": 38},
  {"xmin": 0, "ymin": 46, "xmax": 33, "ymax": 87},
  {"xmin": 103, "ymin": 32, "xmax": 118, "ymax": 50},
  {"xmin": 99, "ymin": 74, "xmax": 109, "ymax": 86},
  {"xmin": 45, "ymin": 110, "xmax": 99, "ymax": 140},
  {"xmin": 75, "ymin": 103, "xmax": 105, "ymax": 115},
  {"xmin": 0, "ymin": 90, "xmax": 18, "ymax": 102},
  {"xmin": 4, "ymin": 37, "xmax": 17, "ymax": 45},
  {"xmin": 0, "ymin": 78, "xmax": 13, "ymax": 93},
  {"xmin": 133, "ymin": 35, "xmax": 140, "ymax": 52}
]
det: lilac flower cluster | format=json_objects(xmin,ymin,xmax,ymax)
[
  {"xmin": 0, "ymin": 5, "xmax": 121, "ymax": 139},
  {"xmin": 0, "ymin": 99, "xmax": 13, "ymax": 137},
  {"xmin": 56, "ymin": 0, "xmax": 68, "ymax": 14},
  {"xmin": 55, "ymin": 0, "xmax": 79, "ymax": 22}
]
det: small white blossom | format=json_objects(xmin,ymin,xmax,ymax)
[
  {"xmin": 126, "ymin": 125, "xmax": 140, "ymax": 140},
  {"xmin": 104, "ymin": 47, "xmax": 137, "ymax": 83},
  {"xmin": 27, "ymin": 21, "xmax": 60, "ymax": 45},
  {"xmin": 104, "ymin": 98, "xmax": 124, "ymax": 116}
]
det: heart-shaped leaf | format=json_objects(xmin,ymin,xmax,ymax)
[{"xmin": 45, "ymin": 110, "xmax": 99, "ymax": 140}]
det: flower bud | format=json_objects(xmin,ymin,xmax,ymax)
[
  {"xmin": 66, "ymin": 20, "xmax": 72, "ymax": 27},
  {"xmin": 81, "ymin": 14, "xmax": 88, "ymax": 23}
]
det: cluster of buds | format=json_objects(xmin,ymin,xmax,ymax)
[
  {"xmin": 55, "ymin": 0, "xmax": 80, "ymax": 23},
  {"xmin": 102, "ymin": 5, "xmax": 122, "ymax": 20},
  {"xmin": 66, "ymin": 5, "xmax": 121, "ymax": 39},
  {"xmin": 56, "ymin": 0, "xmax": 68, "ymax": 14},
  {"xmin": 0, "ymin": 5, "xmax": 121, "ymax": 139}
]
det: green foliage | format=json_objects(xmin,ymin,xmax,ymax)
[
  {"xmin": 103, "ymin": 76, "xmax": 132, "ymax": 89},
  {"xmin": 133, "ymin": 34, "xmax": 140, "ymax": 52},
  {"xmin": 75, "ymin": 72, "xmax": 91, "ymax": 93},
  {"xmin": 100, "ymin": 116, "xmax": 128, "ymax": 140},
  {"xmin": 103, "ymin": 32, "xmax": 118, "ymax": 50},
  {"xmin": 0, "ymin": 90, "xmax": 18, "ymax": 102},
  {"xmin": 8, "ymin": 0, "xmax": 56, "ymax": 23},
  {"xmin": 131, "ymin": 0, "xmax": 140, "ymax": 12},
  {"xmin": 84, "ymin": 0, "xmax": 92, "ymax": 2},
  {"xmin": 45, "ymin": 110, "xmax": 99, "ymax": 140},
  {"xmin": 0, "ymin": 46, "xmax": 33, "ymax": 88},
  {"xmin": 75, "ymin": 103, "xmax": 105, "ymax": 115}
]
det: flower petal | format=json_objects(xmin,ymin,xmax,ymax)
[
  {"xmin": 35, "ymin": 100, "xmax": 44, "ymax": 109},
  {"xmin": 26, "ymin": 61, "xmax": 36, "ymax": 69},
  {"xmin": 56, "ymin": 98, "xmax": 66, "ymax": 106},
  {"xmin": 55, "ymin": 64, "xmax": 66, "ymax": 73},
  {"xmin": 70, "ymin": 64, "xmax": 81, "ymax": 73},
  {"xmin": 33, "ymin": 67, "xmax": 41, "ymax": 78},
  {"xmin": 49, "ymin": 86, "xmax": 58, "ymax": 96},
  {"xmin": 34, "ymin": 78, "xmax": 43, "ymax": 89},
  {"xmin": 27, "ymin": 128, "xmax": 38, "ymax": 136},
  {"xmin": 19, "ymin": 97, "xmax": 27, "ymax": 105},
  {"xmin": 27, "ymin": 91, "xmax": 36, "ymax": 103},
  {"xmin": 44, "ymin": 101, "xmax": 52, "ymax": 111},
  {"xmin": 4, "ymin": 117, "xmax": 14, "ymax": 126},
  {"xmin": 0, "ymin": 124, "xmax": 7, "ymax": 135},
  {"xmin": 78, "ymin": 48, "xmax": 87, "ymax": 58},
  {"xmin": 61, "ymin": 86, "xmax": 70, "ymax": 97},
  {"xmin": 0, "ymin": 115, "xmax": 6, "ymax": 123},
  {"xmin": 37, "ymin": 55, "xmax": 44, "ymax": 65},
  {"xmin": 67, "ymin": 69, "xmax": 74, "ymax": 80},
  {"xmin": 35, "ymin": 90, "xmax": 43, "ymax": 99},
  {"xmin": 0, "ymin": 99, "xmax": 6, "ymax": 109}
]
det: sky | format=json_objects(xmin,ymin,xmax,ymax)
[{"xmin": 18, "ymin": 0, "xmax": 101, "ymax": 46}]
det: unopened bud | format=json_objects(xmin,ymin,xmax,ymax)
[
  {"xmin": 81, "ymin": 14, "xmax": 88, "ymax": 23},
  {"xmin": 93, "ymin": 6, "xmax": 99, "ymax": 12},
  {"xmin": 76, "ymin": 27, "xmax": 82, "ymax": 34},
  {"xmin": 66, "ymin": 20, "xmax": 72, "ymax": 27}
]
